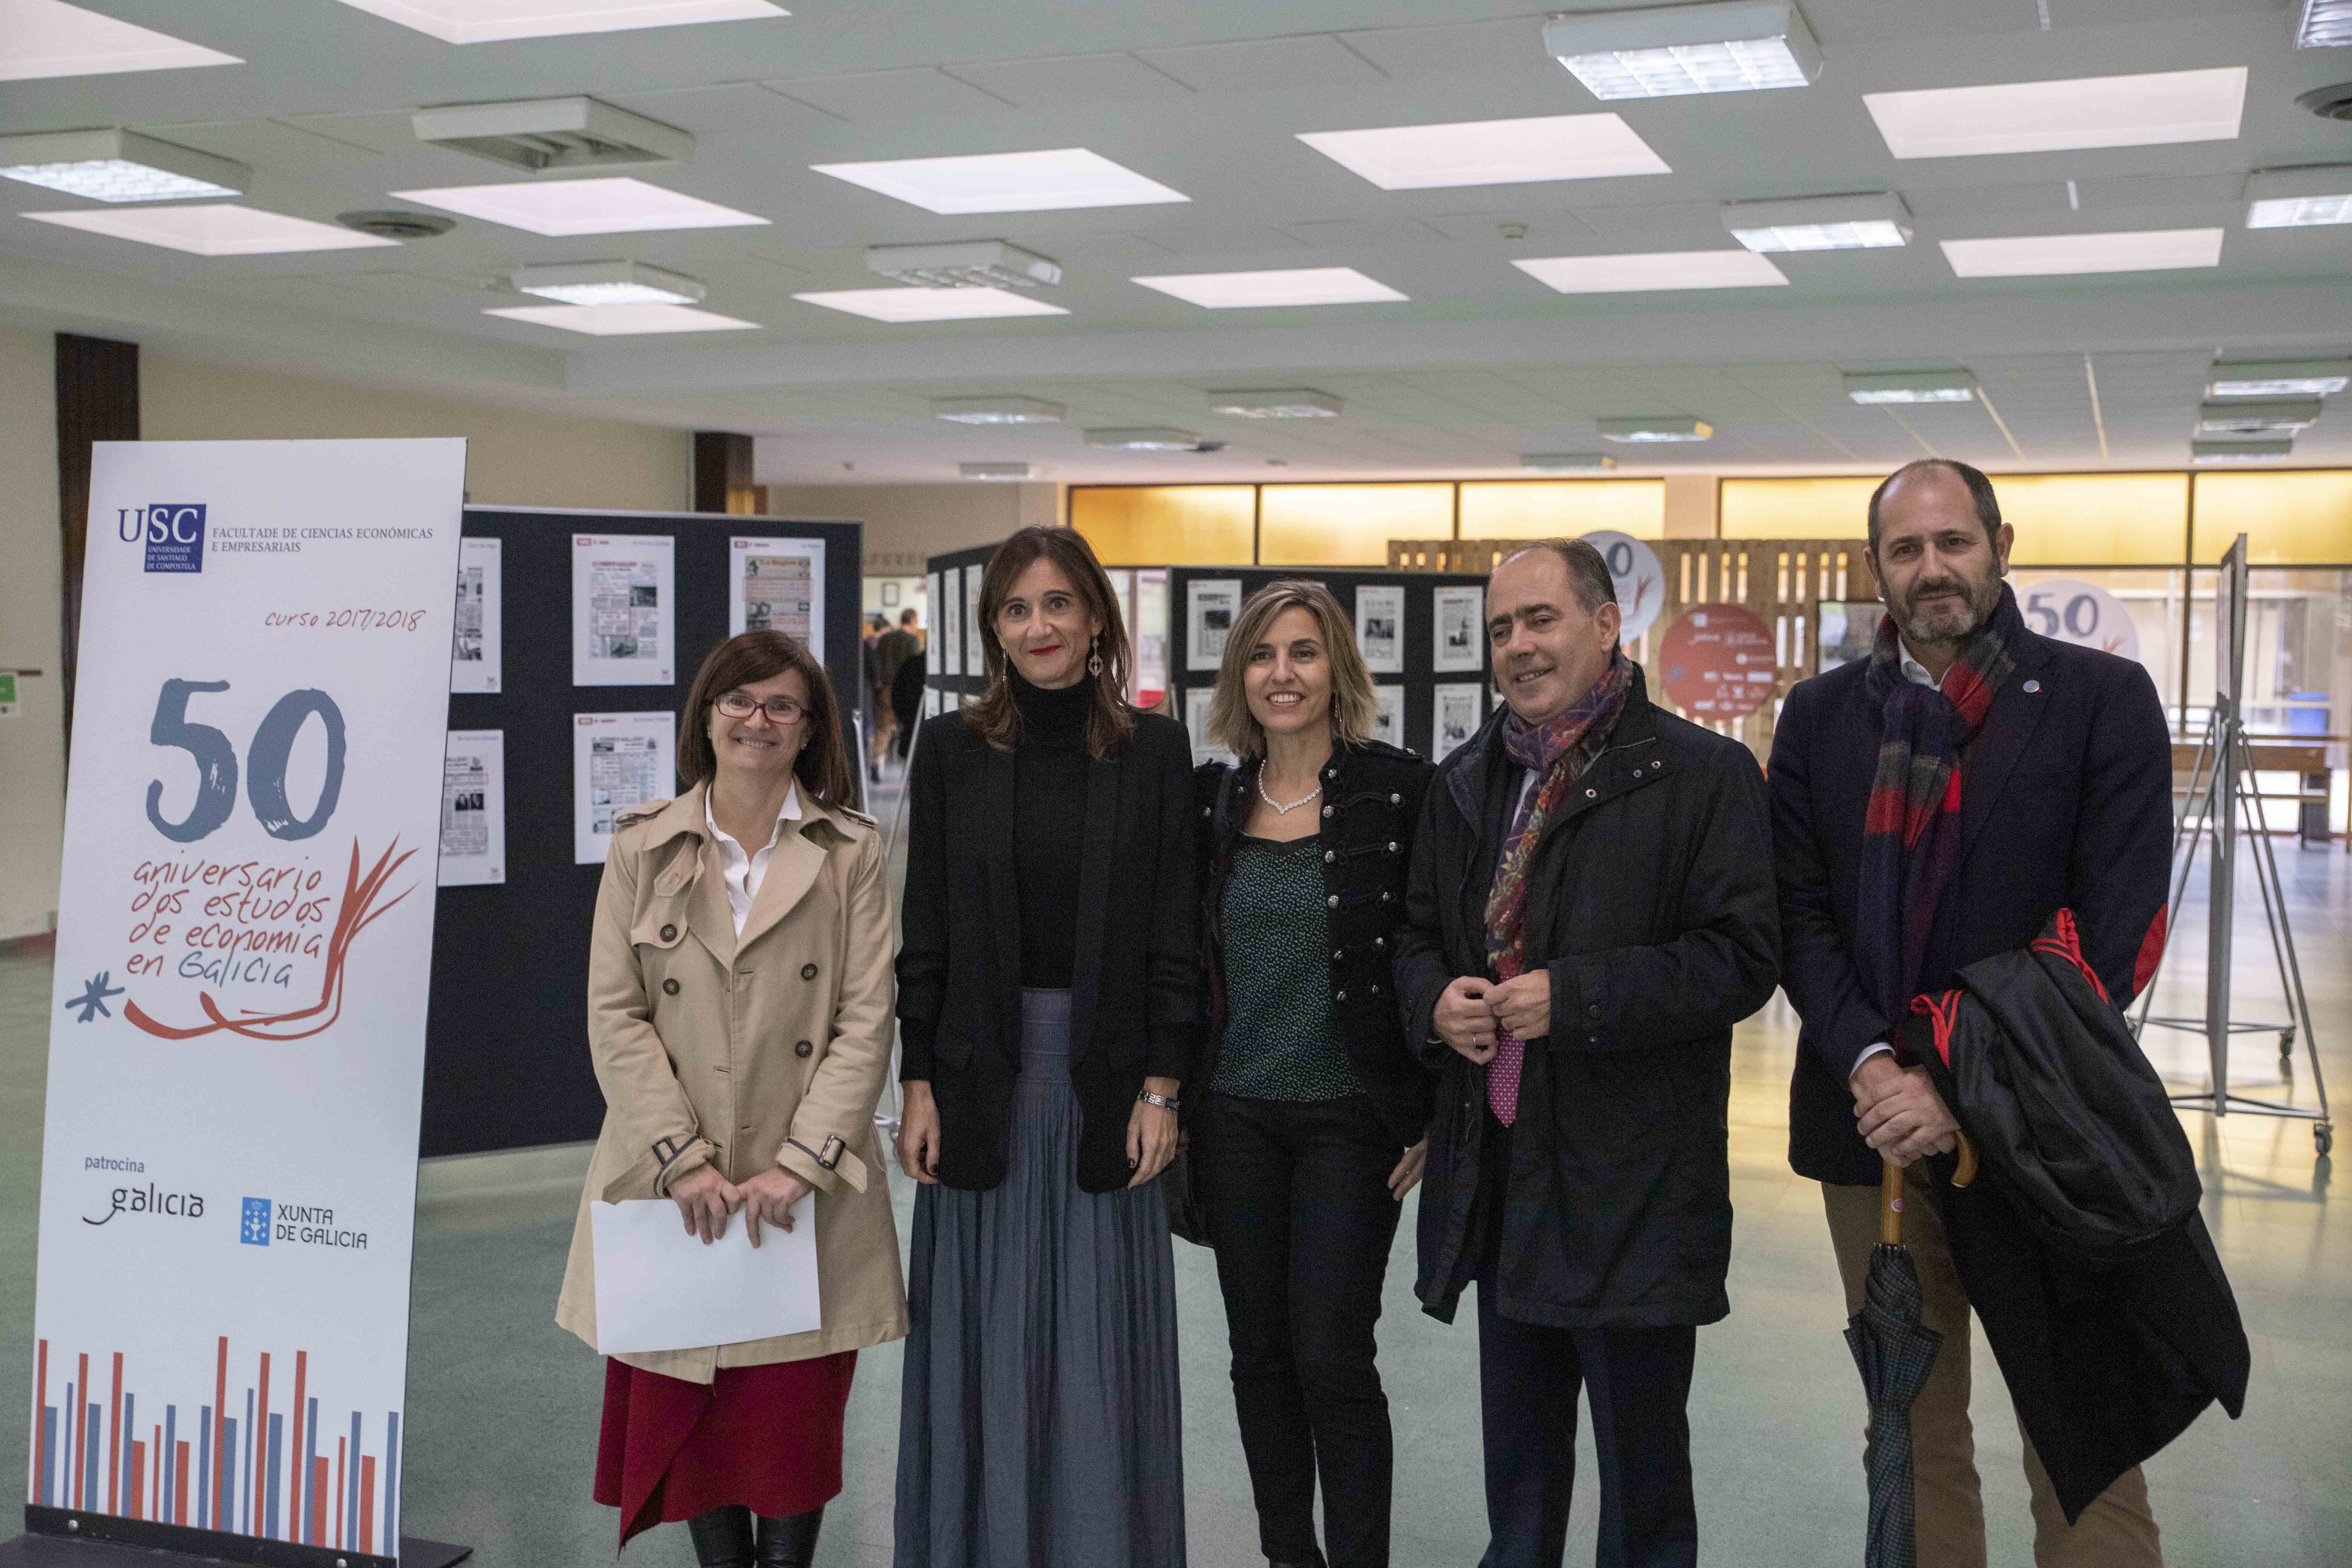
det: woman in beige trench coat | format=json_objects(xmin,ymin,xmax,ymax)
[{"xmin": 556, "ymin": 629, "xmax": 906, "ymax": 1568}]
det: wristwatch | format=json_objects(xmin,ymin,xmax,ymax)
[{"xmin": 1136, "ymin": 1089, "xmax": 1180, "ymax": 1113}]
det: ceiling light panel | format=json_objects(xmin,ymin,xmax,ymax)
[
  {"xmin": 2297, "ymin": 0, "xmax": 2352, "ymax": 48},
  {"xmin": 2244, "ymin": 165, "xmax": 2352, "ymax": 227},
  {"xmin": 1131, "ymin": 268, "xmax": 1406, "ymax": 308},
  {"xmin": 1208, "ymin": 389, "xmax": 1344, "ymax": 418},
  {"xmin": 411, "ymin": 96, "xmax": 692, "ymax": 172},
  {"xmin": 1940, "ymin": 228, "xmax": 2223, "ymax": 277},
  {"xmin": 389, "ymin": 177, "xmax": 766, "ymax": 236},
  {"xmin": 1865, "ymin": 67, "xmax": 2246, "ymax": 159},
  {"xmin": 868, "ymin": 240, "xmax": 1061, "ymax": 289},
  {"xmin": 2207, "ymin": 360, "xmax": 2352, "ymax": 397},
  {"xmin": 2192, "ymin": 438, "xmax": 2293, "ymax": 463},
  {"xmin": 1523, "ymin": 453, "xmax": 1617, "ymax": 471},
  {"xmin": 1544, "ymin": 2, "xmax": 1821, "ymax": 100},
  {"xmin": 21, "ymin": 203, "xmax": 401, "ymax": 254},
  {"xmin": 2195, "ymin": 398, "xmax": 2322, "ymax": 434},
  {"xmin": 1845, "ymin": 371, "xmax": 1977, "ymax": 404},
  {"xmin": 329, "ymin": 0, "xmax": 786, "ymax": 44},
  {"xmin": 960, "ymin": 462, "xmax": 1038, "ymax": 480},
  {"xmin": 791, "ymin": 288, "xmax": 1069, "ymax": 323},
  {"xmin": 1513, "ymin": 250, "xmax": 1786, "ymax": 294},
  {"xmin": 0, "ymin": 128, "xmax": 248, "ymax": 202},
  {"xmin": 510, "ymin": 259, "xmax": 703, "ymax": 305},
  {"xmin": 933, "ymin": 397, "xmax": 1066, "ymax": 424},
  {"xmin": 1, "ymin": 0, "xmax": 242, "ymax": 82},
  {"xmin": 484, "ymin": 303, "xmax": 758, "ymax": 335},
  {"xmin": 1085, "ymin": 427, "xmax": 1200, "ymax": 451},
  {"xmin": 810, "ymin": 148, "xmax": 1187, "ymax": 215},
  {"xmin": 1723, "ymin": 192, "xmax": 1911, "ymax": 252},
  {"xmin": 1295, "ymin": 113, "xmax": 1669, "ymax": 191},
  {"xmin": 1600, "ymin": 417, "xmax": 1711, "ymax": 443}
]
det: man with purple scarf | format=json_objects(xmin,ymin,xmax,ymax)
[
  {"xmin": 1770, "ymin": 459, "xmax": 2176, "ymax": 1566},
  {"xmin": 1395, "ymin": 539, "xmax": 1779, "ymax": 1568}
]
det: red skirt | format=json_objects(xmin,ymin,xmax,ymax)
[{"xmin": 593, "ymin": 1352, "xmax": 857, "ymax": 1549}]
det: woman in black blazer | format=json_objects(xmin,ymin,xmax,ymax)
[
  {"xmin": 892, "ymin": 525, "xmax": 1200, "ymax": 1568},
  {"xmin": 1191, "ymin": 580, "xmax": 1435, "ymax": 1568}
]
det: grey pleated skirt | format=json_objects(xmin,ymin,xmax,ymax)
[{"xmin": 893, "ymin": 988, "xmax": 1187, "ymax": 1568}]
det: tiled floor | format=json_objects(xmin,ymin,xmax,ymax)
[{"xmin": 1, "ymin": 804, "xmax": 2344, "ymax": 1566}]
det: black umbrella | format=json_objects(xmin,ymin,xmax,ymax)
[{"xmin": 1845, "ymin": 1138, "xmax": 1977, "ymax": 1568}]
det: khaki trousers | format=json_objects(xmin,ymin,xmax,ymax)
[{"xmin": 1822, "ymin": 1166, "xmax": 2165, "ymax": 1568}]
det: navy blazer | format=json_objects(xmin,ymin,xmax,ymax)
[{"xmin": 1768, "ymin": 629, "xmax": 2174, "ymax": 1187}]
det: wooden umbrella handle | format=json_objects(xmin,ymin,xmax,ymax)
[{"xmin": 1881, "ymin": 1132, "xmax": 1980, "ymax": 1245}]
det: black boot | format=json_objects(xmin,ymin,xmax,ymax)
[
  {"xmin": 686, "ymin": 1506, "xmax": 753, "ymax": 1568},
  {"xmin": 753, "ymin": 1507, "xmax": 823, "ymax": 1568}
]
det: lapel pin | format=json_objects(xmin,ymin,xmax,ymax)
[{"xmin": 2023, "ymin": 680, "xmax": 2041, "ymax": 694}]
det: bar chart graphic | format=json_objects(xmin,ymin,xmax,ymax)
[{"xmin": 29, "ymin": 1333, "xmax": 400, "ymax": 1556}]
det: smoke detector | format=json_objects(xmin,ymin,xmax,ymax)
[
  {"xmin": 412, "ymin": 96, "xmax": 693, "ymax": 172},
  {"xmin": 337, "ymin": 209, "xmax": 455, "ymax": 239},
  {"xmin": 2296, "ymin": 82, "xmax": 2352, "ymax": 120}
]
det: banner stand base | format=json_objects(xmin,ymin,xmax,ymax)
[{"xmin": 2, "ymin": 1513, "xmax": 471, "ymax": 1568}]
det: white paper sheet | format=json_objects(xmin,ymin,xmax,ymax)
[
  {"xmin": 451, "ymin": 536, "xmax": 502, "ymax": 693},
  {"xmin": 572, "ymin": 533, "xmax": 675, "ymax": 686},
  {"xmin": 940, "ymin": 567, "xmax": 963, "ymax": 678},
  {"xmin": 1373, "ymin": 683, "xmax": 1405, "ymax": 750},
  {"xmin": 439, "ymin": 729, "xmax": 505, "ymax": 885},
  {"xmin": 1432, "ymin": 683, "xmax": 1483, "ymax": 763},
  {"xmin": 1187, "ymin": 578, "xmax": 1241, "ymax": 672},
  {"xmin": 729, "ymin": 535, "xmax": 826, "ymax": 666},
  {"xmin": 1185, "ymin": 686, "xmax": 1234, "ymax": 765},
  {"xmin": 1433, "ymin": 585, "xmax": 1484, "ymax": 674},
  {"xmin": 574, "ymin": 710, "xmax": 675, "ymax": 864},
  {"xmin": 1355, "ymin": 584, "xmax": 1404, "ymax": 675},
  {"xmin": 963, "ymin": 567, "xmax": 984, "ymax": 675},
  {"xmin": 590, "ymin": 1198, "xmax": 821, "ymax": 1357}
]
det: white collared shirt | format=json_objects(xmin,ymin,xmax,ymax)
[{"xmin": 704, "ymin": 784, "xmax": 803, "ymax": 936}]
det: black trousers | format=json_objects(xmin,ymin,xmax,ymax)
[
  {"xmin": 1472, "ymin": 1113, "xmax": 1698, "ymax": 1568},
  {"xmin": 1197, "ymin": 1092, "xmax": 1405, "ymax": 1568}
]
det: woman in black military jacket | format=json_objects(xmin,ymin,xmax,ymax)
[{"xmin": 1191, "ymin": 580, "xmax": 1434, "ymax": 1568}]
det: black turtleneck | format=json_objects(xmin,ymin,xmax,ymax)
[{"xmin": 1010, "ymin": 671, "xmax": 1091, "ymax": 987}]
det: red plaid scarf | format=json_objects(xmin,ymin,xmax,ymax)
[
  {"xmin": 1482, "ymin": 651, "xmax": 1632, "ymax": 1123},
  {"xmin": 1855, "ymin": 582, "xmax": 2023, "ymax": 1020}
]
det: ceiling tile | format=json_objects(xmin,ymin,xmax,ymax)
[
  {"xmin": 1420, "ymin": 212, "xmax": 1598, "ymax": 243},
  {"xmin": 1133, "ymin": 36, "xmax": 1387, "ymax": 95},
  {"xmin": 2074, "ymin": 172, "xmax": 2245, "ymax": 210},
  {"xmin": 270, "ymin": 110, "xmax": 417, "ymax": 156},
  {"xmin": 940, "ymin": 52, "xmax": 1193, "ymax": 106},
  {"xmin": 1567, "ymin": 201, "xmax": 1726, "ymax": 239},
  {"xmin": 764, "ymin": 67, "xmax": 1013, "ymax": 121},
  {"xmin": 1127, "ymin": 224, "xmax": 1309, "ymax": 256},
  {"xmin": 1275, "ymin": 217, "xmax": 1453, "ymax": 249},
  {"xmin": 1332, "ymin": 18, "xmax": 1552, "ymax": 82},
  {"xmin": 1903, "ymin": 184, "xmax": 2071, "ymax": 218},
  {"xmin": 136, "ymin": 118, "xmax": 383, "ymax": 178},
  {"xmin": 606, "ymin": 83, "xmax": 844, "ymax": 136}
]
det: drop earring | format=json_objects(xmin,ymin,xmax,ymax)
[{"xmin": 1087, "ymin": 636, "xmax": 1104, "ymax": 678}]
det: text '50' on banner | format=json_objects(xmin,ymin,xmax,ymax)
[{"xmin": 32, "ymin": 440, "xmax": 464, "ymax": 1568}]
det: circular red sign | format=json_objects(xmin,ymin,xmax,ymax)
[{"xmin": 1658, "ymin": 603, "xmax": 1777, "ymax": 720}]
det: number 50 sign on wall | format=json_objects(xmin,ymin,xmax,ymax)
[{"xmin": 29, "ymin": 441, "xmax": 465, "ymax": 1567}]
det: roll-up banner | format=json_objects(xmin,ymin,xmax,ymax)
[{"xmin": 25, "ymin": 440, "xmax": 467, "ymax": 1568}]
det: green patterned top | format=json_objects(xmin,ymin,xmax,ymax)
[{"xmin": 1214, "ymin": 834, "xmax": 1361, "ymax": 1102}]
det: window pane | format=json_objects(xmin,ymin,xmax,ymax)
[
  {"xmin": 1458, "ymin": 480, "xmax": 1666, "ymax": 539},
  {"xmin": 1070, "ymin": 485, "xmax": 1255, "ymax": 566},
  {"xmin": 2192, "ymin": 472, "xmax": 2352, "ymax": 564},
  {"xmin": 1721, "ymin": 478, "xmax": 1874, "ymax": 539},
  {"xmin": 1258, "ymin": 483, "xmax": 1452, "ymax": 566},
  {"xmin": 1999, "ymin": 475, "xmax": 2187, "ymax": 565}
]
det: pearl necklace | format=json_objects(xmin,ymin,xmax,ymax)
[{"xmin": 1256, "ymin": 771, "xmax": 1324, "ymax": 815}]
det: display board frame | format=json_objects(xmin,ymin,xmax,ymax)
[{"xmin": 426, "ymin": 506, "xmax": 862, "ymax": 1158}]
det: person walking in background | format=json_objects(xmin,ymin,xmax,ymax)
[
  {"xmin": 1191, "ymin": 581, "xmax": 1433, "ymax": 1568},
  {"xmin": 1770, "ymin": 459, "xmax": 2181, "ymax": 1566},
  {"xmin": 875, "ymin": 608, "xmax": 922, "ymax": 770},
  {"xmin": 1394, "ymin": 539, "xmax": 1779, "ymax": 1568},
  {"xmin": 892, "ymin": 526, "xmax": 1200, "ymax": 1568},
  {"xmin": 863, "ymin": 612, "xmax": 891, "ymax": 782},
  {"xmin": 557, "ymin": 629, "xmax": 906, "ymax": 1568}
]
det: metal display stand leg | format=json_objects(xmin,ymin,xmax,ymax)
[{"xmin": 2133, "ymin": 536, "xmax": 2334, "ymax": 1157}]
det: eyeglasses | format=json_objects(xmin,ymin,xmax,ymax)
[{"xmin": 715, "ymin": 691, "xmax": 808, "ymax": 724}]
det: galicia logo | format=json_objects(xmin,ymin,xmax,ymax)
[
  {"xmin": 240, "ymin": 1197, "xmax": 271, "ymax": 1246},
  {"xmin": 83, "ymin": 1182, "xmax": 206, "ymax": 1225},
  {"xmin": 118, "ymin": 503, "xmax": 207, "ymax": 573}
]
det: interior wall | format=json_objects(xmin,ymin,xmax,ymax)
[
  {"xmin": 764, "ymin": 482, "xmax": 1058, "ymax": 575},
  {"xmin": 141, "ymin": 351, "xmax": 692, "ymax": 513},
  {"xmin": 0, "ymin": 326, "xmax": 64, "ymax": 940}
]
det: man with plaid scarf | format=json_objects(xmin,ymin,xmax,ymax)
[{"xmin": 1769, "ymin": 459, "xmax": 2176, "ymax": 1566}]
